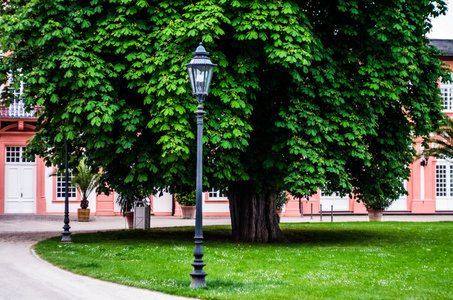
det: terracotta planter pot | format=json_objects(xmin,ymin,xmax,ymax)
[
  {"xmin": 367, "ymin": 208, "xmax": 384, "ymax": 221},
  {"xmin": 77, "ymin": 208, "xmax": 90, "ymax": 222},
  {"xmin": 125, "ymin": 211, "xmax": 134, "ymax": 229},
  {"xmin": 181, "ymin": 205, "xmax": 196, "ymax": 219}
]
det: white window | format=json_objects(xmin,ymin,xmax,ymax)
[
  {"xmin": 435, "ymin": 162, "xmax": 453, "ymax": 210},
  {"xmin": 440, "ymin": 71, "xmax": 453, "ymax": 112},
  {"xmin": 321, "ymin": 191, "xmax": 341, "ymax": 197},
  {"xmin": 5, "ymin": 146, "xmax": 35, "ymax": 163},
  {"xmin": 440, "ymin": 83, "xmax": 453, "ymax": 112},
  {"xmin": 208, "ymin": 188, "xmax": 227, "ymax": 199},
  {"xmin": 436, "ymin": 164, "xmax": 449, "ymax": 197},
  {"xmin": 56, "ymin": 171, "xmax": 77, "ymax": 199}
]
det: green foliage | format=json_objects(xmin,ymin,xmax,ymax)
[
  {"xmin": 363, "ymin": 198, "xmax": 395, "ymax": 210},
  {"xmin": 35, "ymin": 222, "xmax": 453, "ymax": 299},
  {"xmin": 176, "ymin": 190, "xmax": 196, "ymax": 206},
  {"xmin": 71, "ymin": 157, "xmax": 100, "ymax": 209},
  {"xmin": 115, "ymin": 193, "xmax": 134, "ymax": 215},
  {"xmin": 275, "ymin": 191, "xmax": 288, "ymax": 209},
  {"xmin": 115, "ymin": 188, "xmax": 148, "ymax": 214},
  {"xmin": 424, "ymin": 117, "xmax": 453, "ymax": 159},
  {"xmin": 0, "ymin": 0, "xmax": 449, "ymax": 211}
]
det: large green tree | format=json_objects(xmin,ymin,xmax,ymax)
[{"xmin": 1, "ymin": 0, "xmax": 449, "ymax": 242}]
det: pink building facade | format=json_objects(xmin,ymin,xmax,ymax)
[{"xmin": 1, "ymin": 43, "xmax": 453, "ymax": 217}]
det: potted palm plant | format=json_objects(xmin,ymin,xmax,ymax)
[
  {"xmin": 116, "ymin": 193, "xmax": 135, "ymax": 228},
  {"xmin": 176, "ymin": 190, "xmax": 196, "ymax": 219},
  {"xmin": 71, "ymin": 157, "xmax": 100, "ymax": 222},
  {"xmin": 116, "ymin": 188, "xmax": 148, "ymax": 228}
]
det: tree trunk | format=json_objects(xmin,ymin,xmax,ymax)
[{"xmin": 228, "ymin": 181, "xmax": 287, "ymax": 243}]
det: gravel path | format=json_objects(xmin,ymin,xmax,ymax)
[{"xmin": 0, "ymin": 215, "xmax": 209, "ymax": 300}]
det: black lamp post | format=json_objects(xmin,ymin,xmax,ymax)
[
  {"xmin": 61, "ymin": 139, "xmax": 72, "ymax": 243},
  {"xmin": 185, "ymin": 43, "xmax": 216, "ymax": 288}
]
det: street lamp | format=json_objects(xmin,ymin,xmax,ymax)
[
  {"xmin": 185, "ymin": 43, "xmax": 216, "ymax": 288},
  {"xmin": 61, "ymin": 139, "xmax": 72, "ymax": 243}
]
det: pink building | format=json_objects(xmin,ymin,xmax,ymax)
[{"xmin": 1, "ymin": 40, "xmax": 452, "ymax": 217}]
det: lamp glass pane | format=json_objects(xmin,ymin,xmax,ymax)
[
  {"xmin": 204, "ymin": 65, "xmax": 215, "ymax": 94},
  {"xmin": 195, "ymin": 67, "xmax": 206, "ymax": 94},
  {"xmin": 187, "ymin": 65, "xmax": 196, "ymax": 94}
]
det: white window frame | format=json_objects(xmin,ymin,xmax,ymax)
[
  {"xmin": 440, "ymin": 83, "xmax": 453, "ymax": 112},
  {"xmin": 435, "ymin": 158, "xmax": 453, "ymax": 210},
  {"xmin": 435, "ymin": 163, "xmax": 452, "ymax": 198},
  {"xmin": 5, "ymin": 146, "xmax": 35, "ymax": 163},
  {"xmin": 207, "ymin": 188, "xmax": 227, "ymax": 200},
  {"xmin": 320, "ymin": 190, "xmax": 342, "ymax": 198},
  {"xmin": 56, "ymin": 171, "xmax": 77, "ymax": 200}
]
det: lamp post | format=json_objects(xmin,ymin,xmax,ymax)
[
  {"xmin": 61, "ymin": 139, "xmax": 72, "ymax": 243},
  {"xmin": 185, "ymin": 43, "xmax": 216, "ymax": 288}
]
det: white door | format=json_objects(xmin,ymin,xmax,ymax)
[{"xmin": 4, "ymin": 147, "xmax": 36, "ymax": 213}]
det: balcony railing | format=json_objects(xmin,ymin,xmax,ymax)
[{"xmin": 0, "ymin": 100, "xmax": 40, "ymax": 119}]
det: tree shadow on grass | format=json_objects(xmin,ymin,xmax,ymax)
[
  {"xmin": 282, "ymin": 227, "xmax": 389, "ymax": 246},
  {"xmin": 54, "ymin": 224, "xmax": 391, "ymax": 247},
  {"xmin": 67, "ymin": 226, "xmax": 233, "ymax": 244}
]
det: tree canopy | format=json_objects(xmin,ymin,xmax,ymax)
[{"xmin": 1, "ymin": 0, "xmax": 450, "ymax": 241}]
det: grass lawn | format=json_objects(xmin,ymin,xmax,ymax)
[{"xmin": 34, "ymin": 222, "xmax": 453, "ymax": 299}]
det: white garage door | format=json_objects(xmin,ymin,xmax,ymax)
[{"xmin": 320, "ymin": 191, "xmax": 350, "ymax": 211}]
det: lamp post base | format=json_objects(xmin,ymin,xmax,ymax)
[
  {"xmin": 190, "ymin": 255, "xmax": 207, "ymax": 288},
  {"xmin": 61, "ymin": 222, "xmax": 72, "ymax": 243},
  {"xmin": 190, "ymin": 270, "xmax": 207, "ymax": 288},
  {"xmin": 61, "ymin": 230, "xmax": 72, "ymax": 243}
]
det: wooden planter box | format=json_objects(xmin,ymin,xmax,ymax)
[{"xmin": 77, "ymin": 208, "xmax": 90, "ymax": 222}]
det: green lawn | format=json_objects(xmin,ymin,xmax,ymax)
[{"xmin": 34, "ymin": 222, "xmax": 453, "ymax": 299}]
